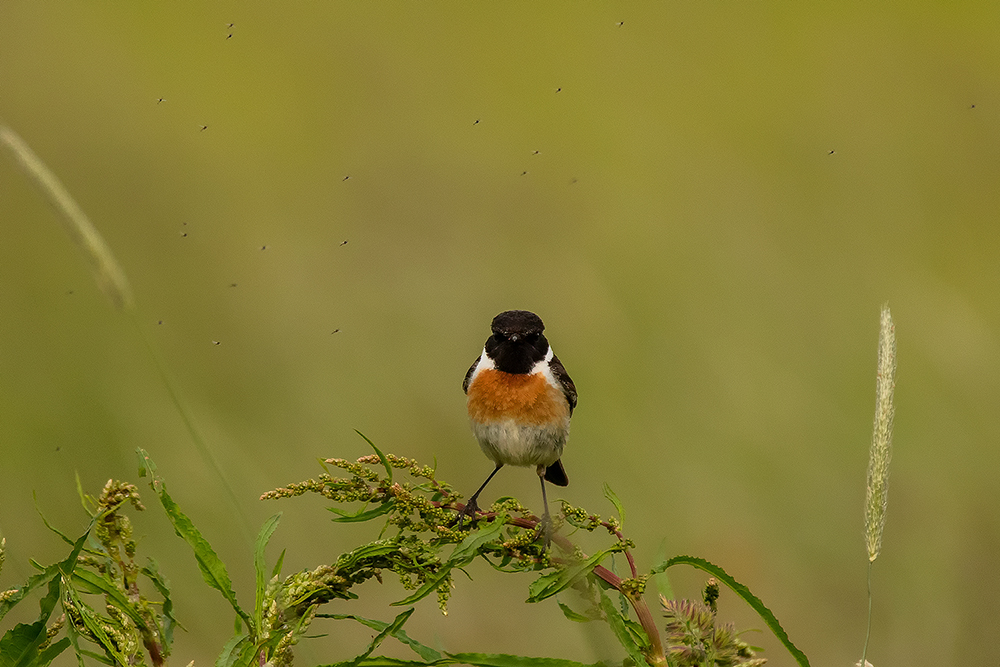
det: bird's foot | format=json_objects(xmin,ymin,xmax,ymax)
[
  {"xmin": 449, "ymin": 497, "xmax": 481, "ymax": 531},
  {"xmin": 536, "ymin": 511, "xmax": 553, "ymax": 548}
]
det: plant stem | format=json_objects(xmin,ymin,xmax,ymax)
[
  {"xmin": 478, "ymin": 509, "xmax": 666, "ymax": 666},
  {"xmin": 862, "ymin": 560, "xmax": 873, "ymax": 666}
]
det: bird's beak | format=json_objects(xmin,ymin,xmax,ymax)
[{"xmin": 509, "ymin": 333, "xmax": 520, "ymax": 343}]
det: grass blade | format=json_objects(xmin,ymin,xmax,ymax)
[{"xmin": 0, "ymin": 123, "xmax": 133, "ymax": 310}]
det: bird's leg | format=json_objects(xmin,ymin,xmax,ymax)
[
  {"xmin": 537, "ymin": 466, "xmax": 553, "ymax": 547},
  {"xmin": 452, "ymin": 463, "xmax": 502, "ymax": 530}
]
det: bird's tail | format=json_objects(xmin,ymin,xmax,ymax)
[{"xmin": 544, "ymin": 459, "xmax": 569, "ymax": 486}]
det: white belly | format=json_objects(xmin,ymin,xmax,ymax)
[{"xmin": 471, "ymin": 418, "xmax": 568, "ymax": 468}]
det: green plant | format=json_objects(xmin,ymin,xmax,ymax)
[{"xmin": 0, "ymin": 442, "xmax": 809, "ymax": 667}]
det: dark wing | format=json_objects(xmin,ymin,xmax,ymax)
[
  {"xmin": 549, "ymin": 355, "xmax": 577, "ymax": 414},
  {"xmin": 462, "ymin": 355, "xmax": 481, "ymax": 394}
]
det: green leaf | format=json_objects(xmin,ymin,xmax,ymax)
[
  {"xmin": 254, "ymin": 513, "xmax": 282, "ymax": 636},
  {"xmin": 652, "ymin": 554, "xmax": 811, "ymax": 667},
  {"xmin": 556, "ymin": 601, "xmax": 592, "ymax": 623},
  {"xmin": 324, "ymin": 613, "xmax": 443, "ymax": 663},
  {"xmin": 62, "ymin": 580, "xmax": 130, "ymax": 667},
  {"xmin": 448, "ymin": 517, "xmax": 507, "ymax": 563},
  {"xmin": 0, "ymin": 518, "xmax": 92, "ymax": 625},
  {"xmin": 446, "ymin": 653, "xmax": 606, "ymax": 667},
  {"xmin": 139, "ymin": 450, "xmax": 253, "ymax": 630},
  {"xmin": 34, "ymin": 638, "xmax": 71, "ymax": 667},
  {"xmin": 0, "ymin": 617, "xmax": 69, "ymax": 667},
  {"xmin": 598, "ymin": 592, "xmax": 647, "ymax": 667},
  {"xmin": 272, "ymin": 548, "xmax": 286, "ymax": 579},
  {"xmin": 214, "ymin": 632, "xmax": 252, "ymax": 667},
  {"xmin": 650, "ymin": 538, "xmax": 674, "ymax": 600},
  {"xmin": 317, "ymin": 658, "xmax": 442, "ymax": 667},
  {"xmin": 63, "ymin": 610, "xmax": 98, "ymax": 667},
  {"xmin": 392, "ymin": 520, "xmax": 505, "ymax": 606},
  {"xmin": 602, "ymin": 483, "xmax": 625, "ymax": 527},
  {"xmin": 32, "ymin": 494, "xmax": 77, "ymax": 548},
  {"xmin": 391, "ymin": 563, "xmax": 464, "ymax": 607},
  {"xmin": 336, "ymin": 542, "xmax": 400, "ymax": 572},
  {"xmin": 140, "ymin": 559, "xmax": 179, "ymax": 648},
  {"xmin": 329, "ymin": 501, "xmax": 396, "ymax": 523},
  {"xmin": 349, "ymin": 608, "xmax": 414, "ymax": 666},
  {"xmin": 526, "ymin": 548, "xmax": 613, "ymax": 603},
  {"xmin": 355, "ymin": 430, "xmax": 392, "ymax": 483},
  {"xmin": 0, "ymin": 570, "xmax": 55, "ymax": 624},
  {"xmin": 68, "ymin": 570, "xmax": 147, "ymax": 628}
]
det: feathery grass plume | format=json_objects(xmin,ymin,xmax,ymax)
[
  {"xmin": 862, "ymin": 303, "xmax": 895, "ymax": 667},
  {"xmin": 866, "ymin": 304, "xmax": 895, "ymax": 563},
  {"xmin": 0, "ymin": 123, "xmax": 133, "ymax": 310}
]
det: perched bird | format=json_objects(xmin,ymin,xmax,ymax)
[{"xmin": 456, "ymin": 310, "xmax": 577, "ymax": 539}]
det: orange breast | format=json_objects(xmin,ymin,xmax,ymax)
[{"xmin": 467, "ymin": 368, "xmax": 569, "ymax": 425}]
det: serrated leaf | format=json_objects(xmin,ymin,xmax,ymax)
[
  {"xmin": 651, "ymin": 554, "xmax": 811, "ymax": 667},
  {"xmin": 254, "ymin": 513, "xmax": 282, "ymax": 636},
  {"xmin": 526, "ymin": 548, "xmax": 612, "ymax": 603},
  {"xmin": 556, "ymin": 601, "xmax": 592, "ymax": 623},
  {"xmin": 32, "ymin": 494, "xmax": 77, "ymax": 548},
  {"xmin": 139, "ymin": 451, "xmax": 252, "ymax": 630},
  {"xmin": 446, "ymin": 653, "xmax": 606, "ymax": 667},
  {"xmin": 317, "ymin": 658, "xmax": 441, "ymax": 667},
  {"xmin": 448, "ymin": 518, "xmax": 506, "ymax": 563},
  {"xmin": 329, "ymin": 501, "xmax": 396, "ymax": 523},
  {"xmin": 598, "ymin": 592, "xmax": 646, "ymax": 667},
  {"xmin": 391, "ymin": 563, "xmax": 463, "ymax": 607},
  {"xmin": 602, "ymin": 483, "xmax": 625, "ymax": 527},
  {"xmin": 214, "ymin": 632, "xmax": 251, "ymax": 667},
  {"xmin": 0, "ymin": 617, "xmax": 69, "ymax": 667},
  {"xmin": 271, "ymin": 548, "xmax": 286, "ymax": 579},
  {"xmin": 349, "ymin": 608, "xmax": 414, "ymax": 666},
  {"xmin": 140, "ymin": 558, "xmax": 179, "ymax": 648},
  {"xmin": 355, "ymin": 431, "xmax": 392, "ymax": 483},
  {"xmin": 68, "ymin": 570, "xmax": 146, "ymax": 628},
  {"xmin": 63, "ymin": 581, "xmax": 130, "ymax": 667},
  {"xmin": 34, "ymin": 637, "xmax": 71, "ymax": 667},
  {"xmin": 392, "ymin": 521, "xmax": 504, "ymax": 607},
  {"xmin": 324, "ymin": 613, "xmax": 443, "ymax": 663},
  {"xmin": 0, "ymin": 518, "xmax": 91, "ymax": 630},
  {"xmin": 336, "ymin": 542, "xmax": 399, "ymax": 572}
]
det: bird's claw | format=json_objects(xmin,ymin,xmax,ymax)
[{"xmin": 449, "ymin": 498, "xmax": 481, "ymax": 531}]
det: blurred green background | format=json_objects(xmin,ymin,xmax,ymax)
[{"xmin": 2, "ymin": 2, "xmax": 999, "ymax": 665}]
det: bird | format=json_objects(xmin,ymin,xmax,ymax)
[{"xmin": 456, "ymin": 310, "xmax": 577, "ymax": 541}]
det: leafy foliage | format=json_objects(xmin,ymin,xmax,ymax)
[{"xmin": 0, "ymin": 442, "xmax": 808, "ymax": 667}]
